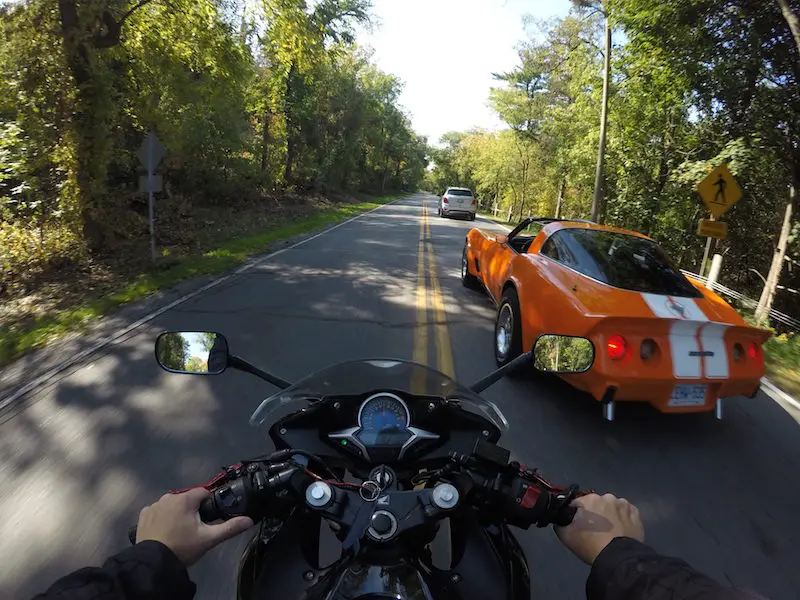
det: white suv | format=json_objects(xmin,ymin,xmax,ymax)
[{"xmin": 439, "ymin": 187, "xmax": 476, "ymax": 220}]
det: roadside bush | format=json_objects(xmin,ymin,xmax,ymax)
[
  {"xmin": 0, "ymin": 221, "xmax": 85, "ymax": 288},
  {"xmin": 764, "ymin": 333, "xmax": 800, "ymax": 367}
]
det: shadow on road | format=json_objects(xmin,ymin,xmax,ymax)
[{"xmin": 495, "ymin": 369, "xmax": 800, "ymax": 599}]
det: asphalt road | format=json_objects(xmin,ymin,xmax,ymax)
[{"xmin": 1, "ymin": 193, "xmax": 799, "ymax": 599}]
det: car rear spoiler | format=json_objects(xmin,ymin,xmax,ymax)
[{"xmin": 586, "ymin": 317, "xmax": 772, "ymax": 344}]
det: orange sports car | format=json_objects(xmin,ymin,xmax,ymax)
[{"xmin": 462, "ymin": 218, "xmax": 771, "ymax": 420}]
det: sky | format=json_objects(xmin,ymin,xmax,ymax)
[{"xmin": 360, "ymin": 0, "xmax": 573, "ymax": 145}]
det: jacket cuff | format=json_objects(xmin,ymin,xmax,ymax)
[
  {"xmin": 587, "ymin": 537, "xmax": 657, "ymax": 599},
  {"xmin": 104, "ymin": 540, "xmax": 196, "ymax": 600}
]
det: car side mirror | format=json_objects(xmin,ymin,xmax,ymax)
[
  {"xmin": 155, "ymin": 331, "xmax": 229, "ymax": 375},
  {"xmin": 533, "ymin": 334, "xmax": 594, "ymax": 373}
]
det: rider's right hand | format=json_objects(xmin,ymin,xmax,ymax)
[
  {"xmin": 135, "ymin": 488, "xmax": 254, "ymax": 567},
  {"xmin": 554, "ymin": 493, "xmax": 644, "ymax": 565}
]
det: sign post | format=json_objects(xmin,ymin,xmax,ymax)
[
  {"xmin": 137, "ymin": 131, "xmax": 166, "ymax": 262},
  {"xmin": 696, "ymin": 164, "xmax": 742, "ymax": 275}
]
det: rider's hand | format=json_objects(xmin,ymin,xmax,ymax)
[
  {"xmin": 135, "ymin": 488, "xmax": 254, "ymax": 567},
  {"xmin": 554, "ymin": 493, "xmax": 644, "ymax": 565}
]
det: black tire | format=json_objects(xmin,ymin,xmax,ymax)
[
  {"xmin": 470, "ymin": 213, "xmax": 476, "ymax": 221},
  {"xmin": 495, "ymin": 287, "xmax": 523, "ymax": 368},
  {"xmin": 461, "ymin": 245, "xmax": 479, "ymax": 289}
]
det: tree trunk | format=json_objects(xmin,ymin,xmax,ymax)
[
  {"xmin": 777, "ymin": 0, "xmax": 800, "ymax": 55},
  {"xmin": 260, "ymin": 111, "xmax": 270, "ymax": 171},
  {"xmin": 516, "ymin": 186, "xmax": 526, "ymax": 222},
  {"xmin": 58, "ymin": 0, "xmax": 108, "ymax": 252},
  {"xmin": 284, "ymin": 61, "xmax": 297, "ymax": 184},
  {"xmin": 755, "ymin": 186, "xmax": 795, "ymax": 324},
  {"xmin": 381, "ymin": 156, "xmax": 391, "ymax": 194},
  {"xmin": 590, "ymin": 15, "xmax": 612, "ymax": 224},
  {"xmin": 555, "ymin": 175, "xmax": 565, "ymax": 219}
]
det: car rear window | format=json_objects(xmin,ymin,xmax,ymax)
[
  {"xmin": 447, "ymin": 189, "xmax": 473, "ymax": 196},
  {"xmin": 541, "ymin": 229, "xmax": 701, "ymax": 297}
]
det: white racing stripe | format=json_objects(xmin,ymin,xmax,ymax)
[
  {"xmin": 640, "ymin": 293, "xmax": 729, "ymax": 379},
  {"xmin": 641, "ymin": 293, "xmax": 708, "ymax": 321},
  {"xmin": 668, "ymin": 320, "xmax": 703, "ymax": 378},
  {"xmin": 699, "ymin": 323, "xmax": 730, "ymax": 378}
]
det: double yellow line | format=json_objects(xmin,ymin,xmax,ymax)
[{"xmin": 413, "ymin": 202, "xmax": 455, "ymax": 380}]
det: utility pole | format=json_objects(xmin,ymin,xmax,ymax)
[
  {"xmin": 755, "ymin": 186, "xmax": 795, "ymax": 324},
  {"xmin": 590, "ymin": 11, "xmax": 611, "ymax": 223}
]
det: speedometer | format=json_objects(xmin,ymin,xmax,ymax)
[
  {"xmin": 356, "ymin": 393, "xmax": 411, "ymax": 447},
  {"xmin": 359, "ymin": 393, "xmax": 410, "ymax": 432}
]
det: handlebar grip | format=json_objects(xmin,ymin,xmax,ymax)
[
  {"xmin": 127, "ymin": 493, "xmax": 224, "ymax": 546},
  {"xmin": 552, "ymin": 504, "xmax": 577, "ymax": 527},
  {"xmin": 198, "ymin": 496, "xmax": 220, "ymax": 522}
]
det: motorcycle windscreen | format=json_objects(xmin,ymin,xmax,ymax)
[
  {"xmin": 324, "ymin": 563, "xmax": 433, "ymax": 600},
  {"xmin": 249, "ymin": 358, "xmax": 508, "ymax": 433}
]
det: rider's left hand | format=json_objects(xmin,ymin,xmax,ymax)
[{"xmin": 136, "ymin": 488, "xmax": 254, "ymax": 567}]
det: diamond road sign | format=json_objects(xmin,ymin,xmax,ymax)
[
  {"xmin": 696, "ymin": 164, "xmax": 742, "ymax": 219},
  {"xmin": 137, "ymin": 131, "xmax": 166, "ymax": 173}
]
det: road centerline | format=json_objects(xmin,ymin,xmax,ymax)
[
  {"xmin": 424, "ymin": 202, "xmax": 456, "ymax": 379},
  {"xmin": 412, "ymin": 201, "xmax": 429, "ymax": 370}
]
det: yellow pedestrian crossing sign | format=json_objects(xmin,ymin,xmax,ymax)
[{"xmin": 697, "ymin": 164, "xmax": 742, "ymax": 218}]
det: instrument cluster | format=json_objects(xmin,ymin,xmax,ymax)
[{"xmin": 327, "ymin": 392, "xmax": 439, "ymax": 462}]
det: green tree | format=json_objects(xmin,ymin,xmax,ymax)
[
  {"xmin": 156, "ymin": 333, "xmax": 189, "ymax": 370},
  {"xmin": 1, "ymin": 0, "xmax": 426, "ymax": 288}
]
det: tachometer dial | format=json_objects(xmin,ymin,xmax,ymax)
[{"xmin": 359, "ymin": 393, "xmax": 410, "ymax": 433}]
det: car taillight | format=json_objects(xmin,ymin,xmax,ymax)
[
  {"xmin": 607, "ymin": 335, "xmax": 627, "ymax": 360},
  {"xmin": 640, "ymin": 339, "xmax": 657, "ymax": 360},
  {"xmin": 443, "ymin": 197, "xmax": 449, "ymax": 203},
  {"xmin": 471, "ymin": 198, "xmax": 476, "ymax": 205},
  {"xmin": 748, "ymin": 342, "xmax": 761, "ymax": 361}
]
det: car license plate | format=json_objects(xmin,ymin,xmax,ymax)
[{"xmin": 668, "ymin": 384, "xmax": 707, "ymax": 407}]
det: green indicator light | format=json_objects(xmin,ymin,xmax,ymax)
[{"xmin": 341, "ymin": 440, "xmax": 348, "ymax": 446}]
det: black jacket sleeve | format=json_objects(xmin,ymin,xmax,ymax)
[
  {"xmin": 32, "ymin": 541, "xmax": 196, "ymax": 600},
  {"xmin": 587, "ymin": 537, "xmax": 766, "ymax": 600}
]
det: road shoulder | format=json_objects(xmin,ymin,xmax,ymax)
[{"xmin": 0, "ymin": 195, "xmax": 409, "ymax": 411}]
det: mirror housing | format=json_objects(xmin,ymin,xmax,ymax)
[
  {"xmin": 155, "ymin": 331, "xmax": 229, "ymax": 375},
  {"xmin": 533, "ymin": 335, "xmax": 594, "ymax": 374}
]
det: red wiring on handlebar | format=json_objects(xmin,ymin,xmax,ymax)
[
  {"xmin": 519, "ymin": 465, "xmax": 594, "ymax": 498},
  {"xmin": 302, "ymin": 467, "xmax": 363, "ymax": 489},
  {"xmin": 169, "ymin": 463, "xmax": 243, "ymax": 494}
]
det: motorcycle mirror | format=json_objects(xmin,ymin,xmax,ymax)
[
  {"xmin": 155, "ymin": 331, "xmax": 229, "ymax": 375},
  {"xmin": 468, "ymin": 351, "xmax": 533, "ymax": 393},
  {"xmin": 532, "ymin": 334, "xmax": 594, "ymax": 374}
]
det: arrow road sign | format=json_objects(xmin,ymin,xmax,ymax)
[{"xmin": 139, "ymin": 174, "xmax": 163, "ymax": 194}]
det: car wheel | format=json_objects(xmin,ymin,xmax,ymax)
[
  {"xmin": 495, "ymin": 288, "xmax": 523, "ymax": 368},
  {"xmin": 461, "ymin": 245, "xmax": 479, "ymax": 289}
]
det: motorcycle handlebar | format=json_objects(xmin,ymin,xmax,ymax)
[
  {"xmin": 127, "ymin": 496, "xmax": 219, "ymax": 544},
  {"xmin": 127, "ymin": 457, "xmax": 582, "ymax": 546}
]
